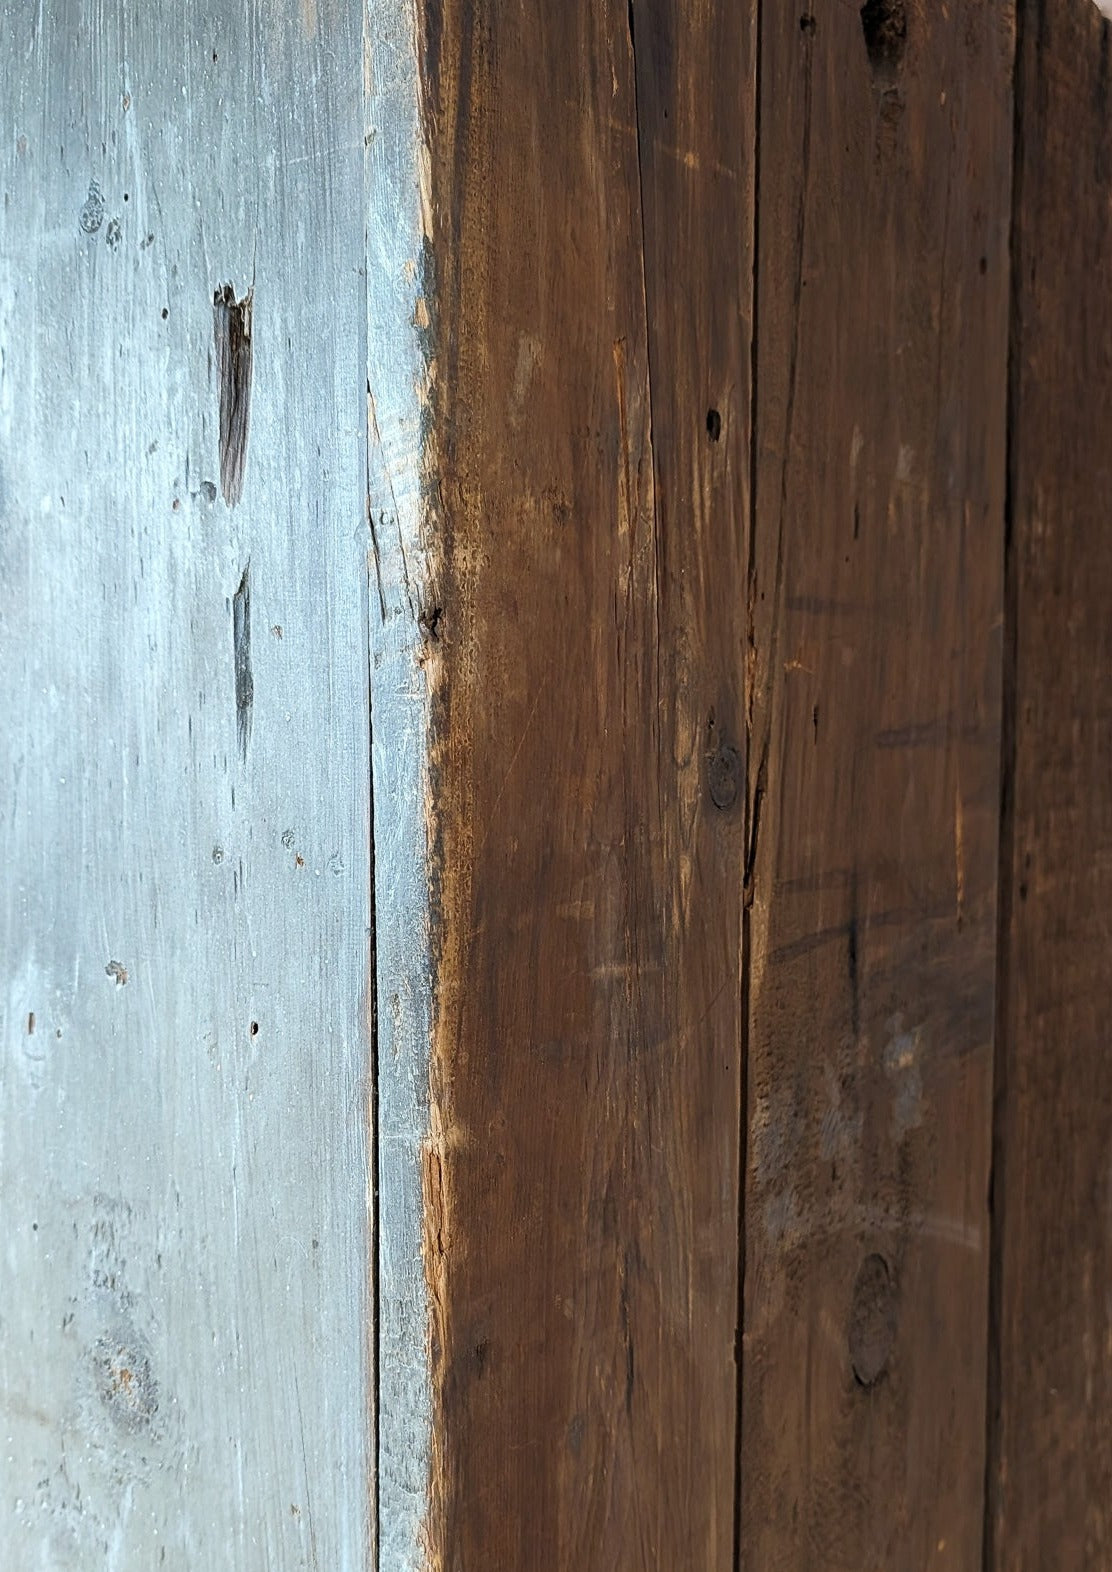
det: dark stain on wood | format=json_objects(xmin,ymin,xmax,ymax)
[
  {"xmin": 859, "ymin": 0, "xmax": 907, "ymax": 81},
  {"xmin": 213, "ymin": 283, "xmax": 254, "ymax": 507}
]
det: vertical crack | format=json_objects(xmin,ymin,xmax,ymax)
[
  {"xmin": 983, "ymin": 4, "xmax": 1025, "ymax": 1567},
  {"xmin": 625, "ymin": 0, "xmax": 663, "ymax": 713},
  {"xmin": 362, "ymin": 10, "xmax": 382, "ymax": 1567},
  {"xmin": 213, "ymin": 283, "xmax": 254, "ymax": 506},
  {"xmin": 232, "ymin": 561, "xmax": 253, "ymax": 761},
  {"xmin": 736, "ymin": 0, "xmax": 764, "ymax": 1559}
]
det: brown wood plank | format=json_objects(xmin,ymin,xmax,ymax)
[
  {"xmin": 739, "ymin": 3, "xmax": 1012, "ymax": 1566},
  {"xmin": 419, "ymin": 0, "xmax": 753, "ymax": 1564},
  {"xmin": 988, "ymin": 2, "xmax": 1112, "ymax": 1565}
]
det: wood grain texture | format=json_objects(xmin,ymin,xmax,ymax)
[
  {"xmin": 419, "ymin": 0, "xmax": 753, "ymax": 1564},
  {"xmin": 0, "ymin": 2, "xmax": 372, "ymax": 1566},
  {"xmin": 740, "ymin": 3, "xmax": 1012, "ymax": 1566},
  {"xmin": 364, "ymin": 0, "xmax": 440, "ymax": 1564},
  {"xmin": 988, "ymin": 2, "xmax": 1112, "ymax": 1564}
]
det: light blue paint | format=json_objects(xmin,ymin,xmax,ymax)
[{"xmin": 0, "ymin": 1, "xmax": 373, "ymax": 1566}]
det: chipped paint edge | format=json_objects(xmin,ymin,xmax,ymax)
[{"xmin": 364, "ymin": 1, "xmax": 437, "ymax": 1566}]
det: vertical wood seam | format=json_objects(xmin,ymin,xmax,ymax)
[
  {"xmin": 624, "ymin": 0, "xmax": 663, "ymax": 694},
  {"xmin": 735, "ymin": 1, "xmax": 764, "ymax": 1566},
  {"xmin": 983, "ymin": 2, "xmax": 1026, "ymax": 1564},
  {"xmin": 367, "ymin": 501, "xmax": 382, "ymax": 1572}
]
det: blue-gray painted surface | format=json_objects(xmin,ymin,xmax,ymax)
[{"xmin": 0, "ymin": 0, "xmax": 380, "ymax": 1565}]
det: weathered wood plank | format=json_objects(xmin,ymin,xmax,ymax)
[
  {"xmin": 628, "ymin": 0, "xmax": 754, "ymax": 1557},
  {"xmin": 740, "ymin": 2, "xmax": 1012, "ymax": 1565},
  {"xmin": 988, "ymin": 2, "xmax": 1112, "ymax": 1564},
  {"xmin": 418, "ymin": 0, "xmax": 752, "ymax": 1563},
  {"xmin": 365, "ymin": 0, "xmax": 438, "ymax": 1566},
  {"xmin": 0, "ymin": 2, "xmax": 372, "ymax": 1565}
]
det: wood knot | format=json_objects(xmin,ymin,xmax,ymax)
[
  {"xmin": 708, "ymin": 742, "xmax": 741, "ymax": 811},
  {"xmin": 848, "ymin": 1253, "xmax": 897, "ymax": 1386}
]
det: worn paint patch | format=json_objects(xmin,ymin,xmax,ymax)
[
  {"xmin": 884, "ymin": 1014, "xmax": 924, "ymax": 1140},
  {"xmin": 90, "ymin": 1325, "xmax": 160, "ymax": 1433}
]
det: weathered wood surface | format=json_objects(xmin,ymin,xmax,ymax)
[
  {"xmin": 7, "ymin": 0, "xmax": 1112, "ymax": 1565},
  {"xmin": 740, "ymin": 2, "xmax": 1012, "ymax": 1566},
  {"xmin": 419, "ymin": 0, "xmax": 753, "ymax": 1563},
  {"xmin": 365, "ymin": 0, "xmax": 438, "ymax": 1566},
  {"xmin": 0, "ymin": 1, "xmax": 373, "ymax": 1566},
  {"xmin": 987, "ymin": 1, "xmax": 1112, "ymax": 1565}
]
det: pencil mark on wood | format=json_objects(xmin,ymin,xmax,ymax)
[
  {"xmin": 769, "ymin": 902, "xmax": 952, "ymax": 964},
  {"xmin": 874, "ymin": 718, "xmax": 990, "ymax": 751},
  {"xmin": 213, "ymin": 283, "xmax": 254, "ymax": 506}
]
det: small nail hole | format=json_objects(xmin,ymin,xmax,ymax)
[
  {"xmin": 706, "ymin": 408, "xmax": 722, "ymax": 442},
  {"xmin": 250, "ymin": 1021, "xmax": 259, "ymax": 1037}
]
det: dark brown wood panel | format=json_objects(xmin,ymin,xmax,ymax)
[
  {"xmin": 420, "ymin": 0, "xmax": 753, "ymax": 1565},
  {"xmin": 988, "ymin": 2, "xmax": 1112, "ymax": 1565},
  {"xmin": 740, "ymin": 3, "xmax": 1012, "ymax": 1566}
]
